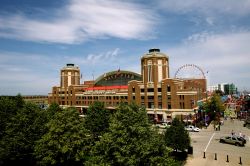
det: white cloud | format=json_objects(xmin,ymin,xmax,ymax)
[
  {"xmin": 0, "ymin": 0, "xmax": 157, "ymax": 44},
  {"xmin": 63, "ymin": 48, "xmax": 120, "ymax": 66},
  {"xmin": 156, "ymin": 0, "xmax": 250, "ymax": 16},
  {"xmin": 155, "ymin": 0, "xmax": 250, "ymax": 27},
  {"xmin": 86, "ymin": 48, "xmax": 119, "ymax": 63},
  {"xmin": 0, "ymin": 48, "xmax": 123, "ymax": 95},
  {"xmin": 165, "ymin": 31, "xmax": 250, "ymax": 90}
]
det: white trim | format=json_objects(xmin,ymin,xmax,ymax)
[
  {"xmin": 177, "ymin": 91, "xmax": 197, "ymax": 95},
  {"xmin": 158, "ymin": 59, "xmax": 162, "ymax": 82}
]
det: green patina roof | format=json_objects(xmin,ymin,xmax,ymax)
[{"xmin": 94, "ymin": 70, "xmax": 142, "ymax": 86}]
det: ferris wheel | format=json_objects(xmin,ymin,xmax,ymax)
[{"xmin": 174, "ymin": 64, "xmax": 206, "ymax": 79}]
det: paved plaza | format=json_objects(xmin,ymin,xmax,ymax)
[{"xmin": 185, "ymin": 119, "xmax": 250, "ymax": 166}]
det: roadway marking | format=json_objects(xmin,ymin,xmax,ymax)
[{"xmin": 204, "ymin": 133, "xmax": 215, "ymax": 152}]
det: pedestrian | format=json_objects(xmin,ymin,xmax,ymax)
[
  {"xmin": 239, "ymin": 131, "xmax": 242, "ymax": 137},
  {"xmin": 231, "ymin": 130, "xmax": 234, "ymax": 136}
]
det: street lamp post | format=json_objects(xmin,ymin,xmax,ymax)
[{"xmin": 194, "ymin": 109, "xmax": 197, "ymax": 127}]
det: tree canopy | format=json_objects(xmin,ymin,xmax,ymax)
[
  {"xmin": 164, "ymin": 118, "xmax": 190, "ymax": 152},
  {"xmin": 0, "ymin": 95, "xmax": 24, "ymax": 139},
  {"xmin": 0, "ymin": 96, "xmax": 183, "ymax": 165},
  {"xmin": 84, "ymin": 101, "xmax": 111, "ymax": 139},
  {"xmin": 0, "ymin": 102, "xmax": 47, "ymax": 165},
  {"xmin": 88, "ymin": 103, "xmax": 179, "ymax": 166},
  {"xmin": 203, "ymin": 94, "xmax": 225, "ymax": 121},
  {"xmin": 34, "ymin": 108, "xmax": 92, "ymax": 166}
]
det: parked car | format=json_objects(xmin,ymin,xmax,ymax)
[
  {"xmin": 219, "ymin": 136, "xmax": 245, "ymax": 146},
  {"xmin": 161, "ymin": 123, "xmax": 171, "ymax": 128},
  {"xmin": 185, "ymin": 125, "xmax": 200, "ymax": 132},
  {"xmin": 235, "ymin": 135, "xmax": 247, "ymax": 144},
  {"xmin": 154, "ymin": 123, "xmax": 171, "ymax": 129}
]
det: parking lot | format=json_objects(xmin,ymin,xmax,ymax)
[{"xmin": 186, "ymin": 119, "xmax": 250, "ymax": 166}]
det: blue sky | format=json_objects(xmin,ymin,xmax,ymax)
[{"xmin": 0, "ymin": 0, "xmax": 250, "ymax": 95}]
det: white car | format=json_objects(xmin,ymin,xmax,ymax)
[
  {"xmin": 161, "ymin": 123, "xmax": 171, "ymax": 128},
  {"xmin": 185, "ymin": 125, "xmax": 200, "ymax": 132},
  {"xmin": 154, "ymin": 123, "xmax": 171, "ymax": 129}
]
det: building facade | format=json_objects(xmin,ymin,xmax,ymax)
[
  {"xmin": 208, "ymin": 83, "xmax": 237, "ymax": 95},
  {"xmin": 49, "ymin": 49, "xmax": 206, "ymax": 122}
]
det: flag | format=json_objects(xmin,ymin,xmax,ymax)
[{"xmin": 116, "ymin": 68, "xmax": 121, "ymax": 76}]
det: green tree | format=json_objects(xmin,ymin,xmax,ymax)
[
  {"xmin": 0, "ymin": 95, "xmax": 24, "ymax": 139},
  {"xmin": 14, "ymin": 93, "xmax": 25, "ymax": 109},
  {"xmin": 88, "ymin": 103, "xmax": 178, "ymax": 166},
  {"xmin": 214, "ymin": 90, "xmax": 224, "ymax": 96},
  {"xmin": 164, "ymin": 118, "xmax": 190, "ymax": 152},
  {"xmin": 84, "ymin": 101, "xmax": 111, "ymax": 139},
  {"xmin": 46, "ymin": 102, "xmax": 62, "ymax": 119},
  {"xmin": 0, "ymin": 102, "xmax": 47, "ymax": 165},
  {"xmin": 34, "ymin": 108, "xmax": 92, "ymax": 166},
  {"xmin": 204, "ymin": 94, "xmax": 224, "ymax": 121},
  {"xmin": 0, "ymin": 97, "xmax": 18, "ymax": 139}
]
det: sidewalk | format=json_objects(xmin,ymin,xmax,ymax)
[
  {"xmin": 184, "ymin": 119, "xmax": 250, "ymax": 166},
  {"xmin": 185, "ymin": 156, "xmax": 240, "ymax": 166},
  {"xmin": 185, "ymin": 122, "xmax": 215, "ymax": 166}
]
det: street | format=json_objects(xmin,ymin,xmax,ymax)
[{"xmin": 186, "ymin": 119, "xmax": 250, "ymax": 166}]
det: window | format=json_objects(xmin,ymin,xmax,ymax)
[
  {"xmin": 158, "ymin": 88, "xmax": 162, "ymax": 92},
  {"xmin": 141, "ymin": 88, "xmax": 144, "ymax": 92},
  {"xmin": 148, "ymin": 88, "xmax": 154, "ymax": 92},
  {"xmin": 148, "ymin": 102, "xmax": 154, "ymax": 108},
  {"xmin": 179, "ymin": 95, "xmax": 184, "ymax": 100},
  {"xmin": 158, "ymin": 96, "xmax": 162, "ymax": 101},
  {"xmin": 167, "ymin": 85, "xmax": 171, "ymax": 92},
  {"xmin": 148, "ymin": 96, "xmax": 154, "ymax": 100},
  {"xmin": 168, "ymin": 104, "xmax": 171, "ymax": 109},
  {"xmin": 132, "ymin": 87, "xmax": 135, "ymax": 93}
]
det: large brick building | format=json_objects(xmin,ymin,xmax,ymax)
[{"xmin": 49, "ymin": 49, "xmax": 206, "ymax": 122}]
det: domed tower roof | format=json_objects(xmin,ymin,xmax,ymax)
[
  {"xmin": 94, "ymin": 70, "xmax": 142, "ymax": 86},
  {"xmin": 61, "ymin": 63, "xmax": 79, "ymax": 71},
  {"xmin": 141, "ymin": 48, "xmax": 169, "ymax": 59},
  {"xmin": 141, "ymin": 48, "xmax": 170, "ymax": 83}
]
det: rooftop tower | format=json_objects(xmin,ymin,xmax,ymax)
[
  {"xmin": 141, "ymin": 48, "xmax": 169, "ymax": 84},
  {"xmin": 60, "ymin": 64, "xmax": 80, "ymax": 87}
]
